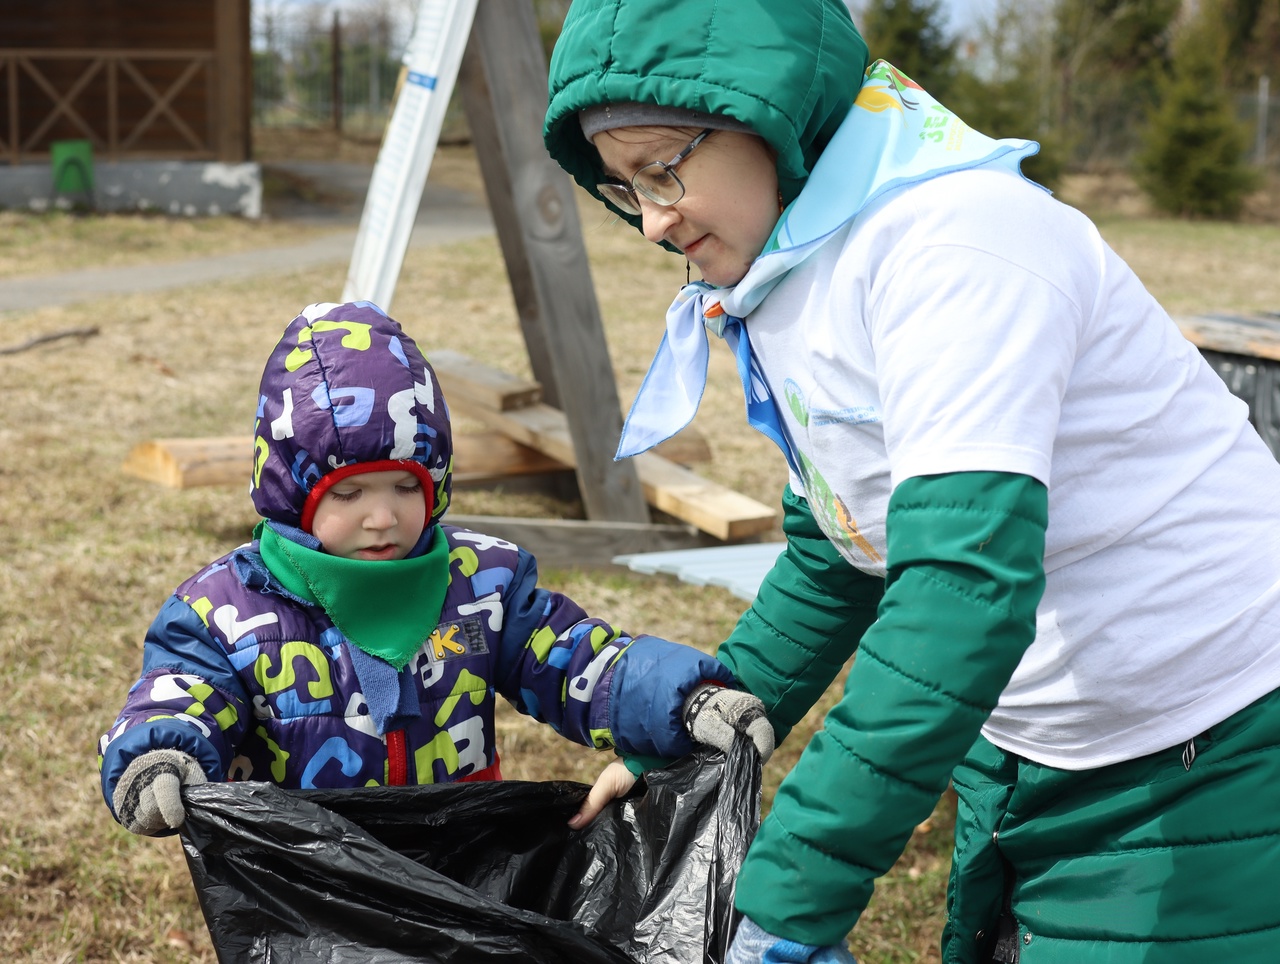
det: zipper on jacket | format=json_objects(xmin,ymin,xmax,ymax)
[
  {"xmin": 990, "ymin": 832, "xmax": 1020, "ymax": 963},
  {"xmin": 387, "ymin": 729, "xmax": 408, "ymax": 786}
]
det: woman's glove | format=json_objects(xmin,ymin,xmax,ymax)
[
  {"xmin": 112, "ymin": 748, "xmax": 207, "ymax": 835},
  {"xmin": 726, "ymin": 917, "xmax": 858, "ymax": 964},
  {"xmin": 682, "ymin": 683, "xmax": 775, "ymax": 762}
]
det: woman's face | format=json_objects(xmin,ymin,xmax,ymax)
[{"xmin": 592, "ymin": 127, "xmax": 780, "ymax": 287}]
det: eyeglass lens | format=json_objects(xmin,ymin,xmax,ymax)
[{"xmin": 596, "ymin": 128, "xmax": 713, "ymax": 217}]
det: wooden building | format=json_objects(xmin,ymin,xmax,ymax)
[{"xmin": 1, "ymin": 0, "xmax": 251, "ymax": 165}]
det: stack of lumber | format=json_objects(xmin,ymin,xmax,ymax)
[{"xmin": 122, "ymin": 349, "xmax": 778, "ymax": 562}]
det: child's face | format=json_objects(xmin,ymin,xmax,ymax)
[{"xmin": 310, "ymin": 470, "xmax": 427, "ymax": 561}]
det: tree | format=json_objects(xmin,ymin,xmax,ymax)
[
  {"xmin": 858, "ymin": 0, "xmax": 959, "ymax": 97},
  {"xmin": 1218, "ymin": 0, "xmax": 1280, "ymax": 85},
  {"xmin": 1134, "ymin": 2, "xmax": 1261, "ymax": 217},
  {"xmin": 1052, "ymin": 0, "xmax": 1182, "ymax": 165},
  {"xmin": 944, "ymin": 0, "xmax": 1066, "ymax": 189}
]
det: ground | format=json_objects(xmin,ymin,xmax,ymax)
[{"xmin": 2, "ymin": 127, "xmax": 1280, "ymax": 963}]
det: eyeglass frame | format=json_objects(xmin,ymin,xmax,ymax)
[{"xmin": 595, "ymin": 128, "xmax": 715, "ymax": 217}]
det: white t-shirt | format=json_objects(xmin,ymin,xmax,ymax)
[{"xmin": 746, "ymin": 167, "xmax": 1280, "ymax": 769}]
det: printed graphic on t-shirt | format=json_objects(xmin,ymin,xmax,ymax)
[{"xmin": 785, "ymin": 379, "xmax": 884, "ymax": 565}]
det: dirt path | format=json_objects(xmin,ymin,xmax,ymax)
[{"xmin": 0, "ymin": 162, "xmax": 492, "ymax": 313}]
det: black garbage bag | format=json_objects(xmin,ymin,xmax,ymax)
[{"xmin": 179, "ymin": 736, "xmax": 761, "ymax": 964}]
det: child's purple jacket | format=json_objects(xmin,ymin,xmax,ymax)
[{"xmin": 98, "ymin": 302, "xmax": 731, "ymax": 820}]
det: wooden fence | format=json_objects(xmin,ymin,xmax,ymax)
[{"xmin": 1, "ymin": 47, "xmax": 226, "ymax": 164}]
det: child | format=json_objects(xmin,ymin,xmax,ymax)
[{"xmin": 98, "ymin": 300, "xmax": 771, "ymax": 837}]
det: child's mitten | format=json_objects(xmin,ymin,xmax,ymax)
[
  {"xmin": 683, "ymin": 683, "xmax": 775, "ymax": 761},
  {"xmin": 112, "ymin": 748, "xmax": 207, "ymax": 835}
]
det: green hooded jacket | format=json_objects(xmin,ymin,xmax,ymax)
[{"xmin": 544, "ymin": 0, "xmax": 870, "ymax": 215}]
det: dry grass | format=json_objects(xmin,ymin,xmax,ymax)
[
  {"xmin": 0, "ymin": 212, "xmax": 338, "ymax": 280},
  {"xmin": 1, "ymin": 131, "xmax": 1277, "ymax": 963},
  {"xmin": 1058, "ymin": 171, "xmax": 1280, "ymax": 317}
]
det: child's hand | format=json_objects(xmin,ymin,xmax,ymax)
[
  {"xmin": 568, "ymin": 760, "xmax": 636, "ymax": 829},
  {"xmin": 683, "ymin": 683, "xmax": 775, "ymax": 761}
]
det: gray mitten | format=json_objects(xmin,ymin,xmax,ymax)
[
  {"xmin": 112, "ymin": 748, "xmax": 207, "ymax": 836},
  {"xmin": 683, "ymin": 683, "xmax": 775, "ymax": 762}
]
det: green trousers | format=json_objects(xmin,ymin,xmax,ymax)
[{"xmin": 944, "ymin": 687, "xmax": 1280, "ymax": 963}]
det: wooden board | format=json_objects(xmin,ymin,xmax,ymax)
[
  {"xmin": 429, "ymin": 347, "xmax": 541, "ymax": 411},
  {"xmin": 458, "ymin": 401, "xmax": 776, "ymax": 541},
  {"xmin": 120, "ymin": 345, "xmax": 757, "ymax": 538},
  {"xmin": 458, "ymin": 3, "xmax": 649, "ymax": 524},
  {"xmin": 1176, "ymin": 313, "xmax": 1280, "ymax": 363},
  {"xmin": 445, "ymin": 515, "xmax": 728, "ymax": 570},
  {"xmin": 122, "ymin": 432, "xmax": 572, "ymax": 490},
  {"xmin": 121, "ymin": 436, "xmax": 251, "ymax": 489},
  {"xmin": 121, "ymin": 419, "xmax": 764, "ymax": 539},
  {"xmin": 429, "ymin": 348, "xmax": 711, "ymax": 465},
  {"xmin": 632, "ymin": 451, "xmax": 778, "ymax": 542}
]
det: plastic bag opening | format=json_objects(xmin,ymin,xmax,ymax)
[{"xmin": 180, "ymin": 736, "xmax": 762, "ymax": 963}]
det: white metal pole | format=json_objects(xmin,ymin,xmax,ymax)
[{"xmin": 343, "ymin": 0, "xmax": 478, "ymax": 310}]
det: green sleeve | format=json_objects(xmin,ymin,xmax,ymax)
[
  {"xmin": 620, "ymin": 753, "xmax": 667, "ymax": 777},
  {"xmin": 716, "ymin": 486, "xmax": 883, "ymax": 745},
  {"xmin": 734, "ymin": 471, "xmax": 1048, "ymax": 947}
]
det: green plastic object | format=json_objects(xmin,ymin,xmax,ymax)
[{"xmin": 50, "ymin": 139, "xmax": 94, "ymax": 195}]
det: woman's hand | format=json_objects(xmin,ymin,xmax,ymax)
[{"xmin": 568, "ymin": 759, "xmax": 637, "ymax": 829}]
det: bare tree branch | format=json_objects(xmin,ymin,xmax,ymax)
[{"xmin": 0, "ymin": 326, "xmax": 100, "ymax": 356}]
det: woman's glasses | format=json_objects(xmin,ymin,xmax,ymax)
[{"xmin": 596, "ymin": 128, "xmax": 714, "ymax": 216}]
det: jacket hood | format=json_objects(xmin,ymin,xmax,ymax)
[
  {"xmin": 544, "ymin": 0, "xmax": 869, "ymax": 229},
  {"xmin": 251, "ymin": 302, "xmax": 453, "ymax": 529}
]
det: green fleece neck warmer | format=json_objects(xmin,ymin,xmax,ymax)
[{"xmin": 256, "ymin": 522, "xmax": 449, "ymax": 670}]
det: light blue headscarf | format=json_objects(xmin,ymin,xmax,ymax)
[{"xmin": 615, "ymin": 62, "xmax": 1046, "ymax": 466}]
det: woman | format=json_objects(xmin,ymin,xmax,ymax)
[{"xmin": 544, "ymin": 1, "xmax": 1280, "ymax": 962}]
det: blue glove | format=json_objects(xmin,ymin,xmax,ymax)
[{"xmin": 726, "ymin": 917, "xmax": 858, "ymax": 964}]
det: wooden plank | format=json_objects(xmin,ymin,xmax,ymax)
[
  {"xmin": 122, "ymin": 436, "xmax": 249, "ymax": 488},
  {"xmin": 458, "ymin": 1, "xmax": 649, "ymax": 524},
  {"xmin": 1177, "ymin": 313, "xmax": 1280, "ymax": 363},
  {"xmin": 456, "ymin": 40, "xmax": 554, "ymax": 403},
  {"xmin": 460, "ymin": 403, "xmax": 777, "ymax": 541},
  {"xmin": 464, "ymin": 403, "xmax": 577, "ymax": 464},
  {"xmin": 124, "ymin": 421, "xmax": 769, "ymax": 538},
  {"xmin": 429, "ymin": 347, "xmax": 541, "ymax": 411},
  {"xmin": 445, "ymin": 515, "xmax": 734, "ymax": 570},
  {"xmin": 632, "ymin": 451, "xmax": 778, "ymax": 542},
  {"xmin": 213, "ymin": 0, "xmax": 251, "ymax": 162},
  {"xmin": 651, "ymin": 431, "xmax": 712, "ymax": 466},
  {"xmin": 453, "ymin": 433, "xmax": 571, "ymax": 484},
  {"xmin": 430, "ymin": 348, "xmax": 710, "ymax": 463},
  {"xmin": 122, "ymin": 432, "xmax": 573, "ymax": 490}
]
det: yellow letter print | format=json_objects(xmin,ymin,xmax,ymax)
[
  {"xmin": 254, "ymin": 641, "xmax": 335, "ymax": 701},
  {"xmin": 284, "ymin": 320, "xmax": 373, "ymax": 371}
]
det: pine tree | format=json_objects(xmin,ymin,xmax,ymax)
[
  {"xmin": 944, "ymin": 0, "xmax": 1065, "ymax": 190},
  {"xmin": 1052, "ymin": 0, "xmax": 1181, "ymax": 164},
  {"xmin": 1220, "ymin": 0, "xmax": 1280, "ymax": 86},
  {"xmin": 1134, "ymin": 4, "xmax": 1261, "ymax": 218},
  {"xmin": 859, "ymin": 0, "xmax": 959, "ymax": 96}
]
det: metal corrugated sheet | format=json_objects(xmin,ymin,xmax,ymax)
[{"xmin": 613, "ymin": 542, "xmax": 785, "ymax": 602}]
